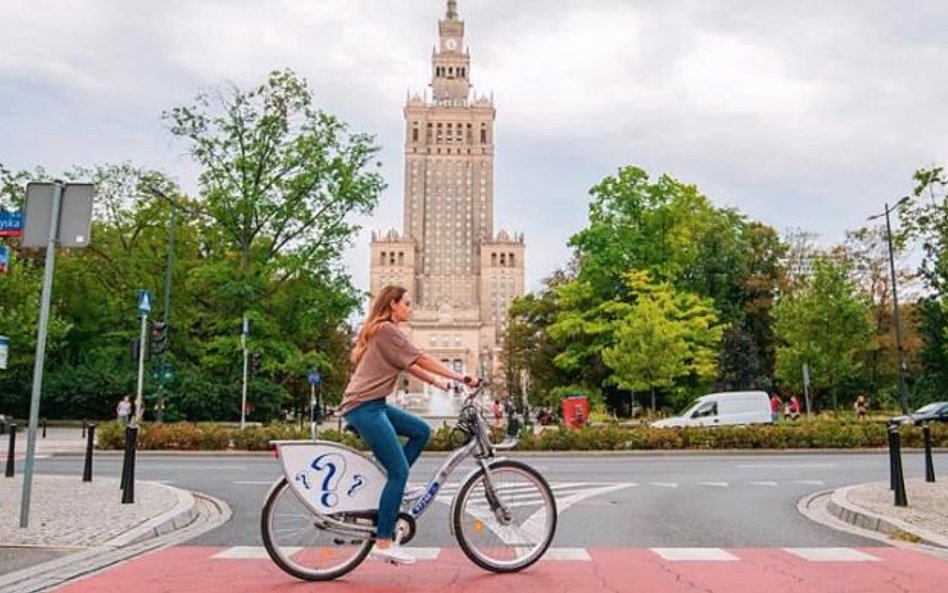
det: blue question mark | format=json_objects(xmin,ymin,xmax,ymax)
[
  {"xmin": 348, "ymin": 474, "xmax": 366, "ymax": 497},
  {"xmin": 311, "ymin": 453, "xmax": 346, "ymax": 507}
]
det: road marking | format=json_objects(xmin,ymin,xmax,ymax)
[
  {"xmin": 783, "ymin": 548, "xmax": 880, "ymax": 562},
  {"xmin": 211, "ymin": 547, "xmax": 890, "ymax": 564},
  {"xmin": 749, "ymin": 481, "xmax": 778, "ymax": 487},
  {"xmin": 649, "ymin": 482, "xmax": 678, "ymax": 488},
  {"xmin": 793, "ymin": 480, "xmax": 825, "ymax": 485},
  {"xmin": 698, "ymin": 481, "xmax": 729, "ymax": 487},
  {"xmin": 651, "ymin": 548, "xmax": 738, "ymax": 561},
  {"xmin": 737, "ymin": 463, "xmax": 836, "ymax": 469},
  {"xmin": 211, "ymin": 546, "xmax": 586, "ymax": 561}
]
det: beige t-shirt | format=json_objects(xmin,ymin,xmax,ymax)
[{"xmin": 339, "ymin": 322, "xmax": 423, "ymax": 415}]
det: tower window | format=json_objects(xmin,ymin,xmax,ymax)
[
  {"xmin": 480, "ymin": 129, "xmax": 487, "ymax": 144},
  {"xmin": 412, "ymin": 128, "xmax": 419, "ymax": 142}
]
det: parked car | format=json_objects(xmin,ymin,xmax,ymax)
[
  {"xmin": 891, "ymin": 401, "xmax": 948, "ymax": 425},
  {"xmin": 650, "ymin": 391, "xmax": 772, "ymax": 428}
]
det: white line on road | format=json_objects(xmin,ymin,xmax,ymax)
[
  {"xmin": 749, "ymin": 481, "xmax": 778, "ymax": 487},
  {"xmin": 649, "ymin": 482, "xmax": 679, "ymax": 488},
  {"xmin": 792, "ymin": 480, "xmax": 825, "ymax": 485},
  {"xmin": 651, "ymin": 548, "xmax": 738, "ymax": 561},
  {"xmin": 698, "ymin": 481, "xmax": 729, "ymax": 487},
  {"xmin": 783, "ymin": 548, "xmax": 880, "ymax": 562},
  {"xmin": 737, "ymin": 463, "xmax": 836, "ymax": 469}
]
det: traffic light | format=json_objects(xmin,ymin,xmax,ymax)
[
  {"xmin": 150, "ymin": 321, "xmax": 169, "ymax": 355},
  {"xmin": 250, "ymin": 352, "xmax": 262, "ymax": 377}
]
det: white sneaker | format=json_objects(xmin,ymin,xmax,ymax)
[{"xmin": 370, "ymin": 543, "xmax": 416, "ymax": 566}]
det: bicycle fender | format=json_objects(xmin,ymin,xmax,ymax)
[
  {"xmin": 448, "ymin": 456, "xmax": 508, "ymax": 537},
  {"xmin": 275, "ymin": 440, "xmax": 387, "ymax": 515}
]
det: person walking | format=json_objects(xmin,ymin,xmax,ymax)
[
  {"xmin": 340, "ymin": 285, "xmax": 474, "ymax": 566},
  {"xmin": 770, "ymin": 392, "xmax": 783, "ymax": 423},
  {"xmin": 116, "ymin": 396, "xmax": 132, "ymax": 426},
  {"xmin": 854, "ymin": 395, "xmax": 868, "ymax": 420}
]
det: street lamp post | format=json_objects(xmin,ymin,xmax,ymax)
[
  {"xmin": 868, "ymin": 196, "xmax": 911, "ymax": 415},
  {"xmin": 145, "ymin": 186, "xmax": 179, "ymax": 422}
]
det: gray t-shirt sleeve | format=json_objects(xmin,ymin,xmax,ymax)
[{"xmin": 376, "ymin": 323, "xmax": 424, "ymax": 370}]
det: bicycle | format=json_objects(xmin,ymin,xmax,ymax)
[{"xmin": 260, "ymin": 379, "xmax": 557, "ymax": 581}]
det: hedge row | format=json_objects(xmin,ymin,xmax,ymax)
[{"xmin": 95, "ymin": 418, "xmax": 948, "ymax": 451}]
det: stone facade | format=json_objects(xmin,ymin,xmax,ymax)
[{"xmin": 369, "ymin": 1, "xmax": 524, "ymax": 385}]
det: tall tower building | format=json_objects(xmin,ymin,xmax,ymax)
[{"xmin": 370, "ymin": 0, "xmax": 524, "ymax": 386}]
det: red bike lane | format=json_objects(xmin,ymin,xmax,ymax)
[{"xmin": 56, "ymin": 545, "xmax": 947, "ymax": 593}]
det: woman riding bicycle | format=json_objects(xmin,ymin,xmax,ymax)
[{"xmin": 340, "ymin": 284, "xmax": 475, "ymax": 565}]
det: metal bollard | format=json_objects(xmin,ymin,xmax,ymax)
[
  {"xmin": 887, "ymin": 423, "xmax": 897, "ymax": 491},
  {"xmin": 82, "ymin": 423, "xmax": 96, "ymax": 482},
  {"xmin": 889, "ymin": 424, "xmax": 908, "ymax": 507},
  {"xmin": 42, "ymin": 418, "xmax": 47, "ymax": 439},
  {"xmin": 923, "ymin": 424, "xmax": 936, "ymax": 483},
  {"xmin": 121, "ymin": 426, "xmax": 138, "ymax": 504},
  {"xmin": 4, "ymin": 423, "xmax": 16, "ymax": 478},
  {"xmin": 120, "ymin": 426, "xmax": 132, "ymax": 491},
  {"xmin": 81, "ymin": 421, "xmax": 86, "ymax": 439}
]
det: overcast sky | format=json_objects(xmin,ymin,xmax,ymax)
[{"xmin": 2, "ymin": 0, "xmax": 947, "ymax": 297}]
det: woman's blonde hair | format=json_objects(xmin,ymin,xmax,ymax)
[{"xmin": 351, "ymin": 285, "xmax": 407, "ymax": 365}]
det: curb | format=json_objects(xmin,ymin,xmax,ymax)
[
  {"xmin": 825, "ymin": 484, "xmax": 948, "ymax": 549},
  {"xmin": 103, "ymin": 482, "xmax": 200, "ymax": 547},
  {"xmin": 0, "ymin": 481, "xmax": 200, "ymax": 593}
]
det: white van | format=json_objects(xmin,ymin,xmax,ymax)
[{"xmin": 650, "ymin": 391, "xmax": 772, "ymax": 428}]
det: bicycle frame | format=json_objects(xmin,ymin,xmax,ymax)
[{"xmin": 270, "ymin": 383, "xmax": 512, "ymax": 541}]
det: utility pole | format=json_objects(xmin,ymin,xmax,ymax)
[
  {"xmin": 240, "ymin": 315, "xmax": 249, "ymax": 430},
  {"xmin": 869, "ymin": 196, "xmax": 911, "ymax": 415}
]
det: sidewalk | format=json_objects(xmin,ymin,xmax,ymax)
[
  {"xmin": 825, "ymin": 479, "xmax": 948, "ymax": 548},
  {"xmin": 0, "ymin": 426, "xmax": 90, "ymax": 459},
  {"xmin": 0, "ymin": 474, "xmax": 207, "ymax": 593}
]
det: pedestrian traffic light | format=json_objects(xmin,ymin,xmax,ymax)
[
  {"xmin": 150, "ymin": 321, "xmax": 169, "ymax": 355},
  {"xmin": 250, "ymin": 352, "xmax": 262, "ymax": 376}
]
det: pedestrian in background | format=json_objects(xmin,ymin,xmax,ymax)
[
  {"xmin": 770, "ymin": 392, "xmax": 782, "ymax": 423},
  {"xmin": 116, "ymin": 396, "xmax": 132, "ymax": 426},
  {"xmin": 787, "ymin": 394, "xmax": 801, "ymax": 420},
  {"xmin": 854, "ymin": 395, "xmax": 868, "ymax": 420}
]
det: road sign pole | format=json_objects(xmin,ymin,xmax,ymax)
[
  {"xmin": 240, "ymin": 315, "xmax": 248, "ymax": 431},
  {"xmin": 310, "ymin": 383, "xmax": 317, "ymax": 440},
  {"xmin": 135, "ymin": 312, "xmax": 148, "ymax": 425},
  {"xmin": 20, "ymin": 182, "xmax": 63, "ymax": 528}
]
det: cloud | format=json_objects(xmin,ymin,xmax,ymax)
[{"xmin": 1, "ymin": 0, "xmax": 947, "ymax": 297}]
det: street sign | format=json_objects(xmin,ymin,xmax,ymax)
[
  {"xmin": 0, "ymin": 244, "xmax": 9, "ymax": 273},
  {"xmin": 137, "ymin": 290, "xmax": 153, "ymax": 315},
  {"xmin": 308, "ymin": 371, "xmax": 322, "ymax": 386},
  {"xmin": 22, "ymin": 183, "xmax": 94, "ymax": 248},
  {"xmin": 0, "ymin": 335, "xmax": 8, "ymax": 370},
  {"xmin": 0, "ymin": 210, "xmax": 23, "ymax": 237}
]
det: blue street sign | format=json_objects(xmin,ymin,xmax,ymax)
[
  {"xmin": 0, "ymin": 244, "xmax": 9, "ymax": 273},
  {"xmin": 0, "ymin": 335, "xmax": 8, "ymax": 370},
  {"xmin": 0, "ymin": 210, "xmax": 23, "ymax": 237},
  {"xmin": 308, "ymin": 371, "xmax": 322, "ymax": 386},
  {"xmin": 137, "ymin": 290, "xmax": 153, "ymax": 315}
]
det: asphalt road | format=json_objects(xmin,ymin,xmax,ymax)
[{"xmin": 25, "ymin": 450, "xmax": 946, "ymax": 550}]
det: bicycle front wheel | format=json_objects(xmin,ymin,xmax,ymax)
[
  {"xmin": 452, "ymin": 459, "xmax": 557, "ymax": 572},
  {"xmin": 261, "ymin": 478, "xmax": 373, "ymax": 581}
]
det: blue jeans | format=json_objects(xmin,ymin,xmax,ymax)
[{"xmin": 343, "ymin": 399, "xmax": 431, "ymax": 540}]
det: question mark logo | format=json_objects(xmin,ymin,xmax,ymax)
[
  {"xmin": 294, "ymin": 470, "xmax": 312, "ymax": 490},
  {"xmin": 348, "ymin": 474, "xmax": 366, "ymax": 497},
  {"xmin": 311, "ymin": 453, "xmax": 346, "ymax": 507}
]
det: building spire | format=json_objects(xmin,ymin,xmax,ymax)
[{"xmin": 447, "ymin": 0, "xmax": 458, "ymax": 20}]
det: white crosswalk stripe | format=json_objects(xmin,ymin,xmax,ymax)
[{"xmin": 211, "ymin": 546, "xmax": 884, "ymax": 563}]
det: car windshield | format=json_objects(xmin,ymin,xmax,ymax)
[
  {"xmin": 914, "ymin": 403, "xmax": 941, "ymax": 415},
  {"xmin": 679, "ymin": 400, "xmax": 701, "ymax": 417}
]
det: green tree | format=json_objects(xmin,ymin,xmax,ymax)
[
  {"xmin": 773, "ymin": 256, "xmax": 873, "ymax": 410},
  {"xmin": 603, "ymin": 272, "xmax": 723, "ymax": 411}
]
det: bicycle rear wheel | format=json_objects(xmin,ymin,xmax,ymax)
[
  {"xmin": 452, "ymin": 459, "xmax": 557, "ymax": 572},
  {"xmin": 261, "ymin": 478, "xmax": 373, "ymax": 581}
]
